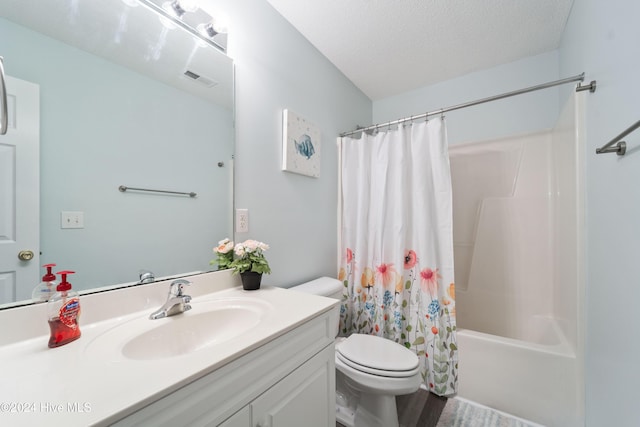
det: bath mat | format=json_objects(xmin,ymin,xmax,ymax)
[{"xmin": 435, "ymin": 398, "xmax": 540, "ymax": 427}]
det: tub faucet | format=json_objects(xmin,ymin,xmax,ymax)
[{"xmin": 149, "ymin": 279, "xmax": 192, "ymax": 320}]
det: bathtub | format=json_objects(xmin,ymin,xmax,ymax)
[
  {"xmin": 456, "ymin": 323, "xmax": 579, "ymax": 427},
  {"xmin": 449, "ymin": 93, "xmax": 585, "ymax": 427}
]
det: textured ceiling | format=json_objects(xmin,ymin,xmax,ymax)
[{"xmin": 266, "ymin": 0, "xmax": 574, "ymax": 100}]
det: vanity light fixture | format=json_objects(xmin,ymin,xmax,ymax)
[{"xmin": 135, "ymin": 0, "xmax": 227, "ymax": 52}]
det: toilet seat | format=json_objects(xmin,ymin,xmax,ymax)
[{"xmin": 336, "ymin": 334, "xmax": 420, "ymax": 378}]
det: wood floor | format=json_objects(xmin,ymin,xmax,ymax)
[{"xmin": 336, "ymin": 388, "xmax": 448, "ymax": 427}]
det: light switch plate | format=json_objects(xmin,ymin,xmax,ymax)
[{"xmin": 61, "ymin": 211, "xmax": 84, "ymax": 229}]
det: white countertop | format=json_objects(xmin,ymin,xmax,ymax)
[{"xmin": 0, "ymin": 271, "xmax": 338, "ymax": 426}]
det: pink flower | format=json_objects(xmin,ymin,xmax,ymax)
[
  {"xmin": 420, "ymin": 267, "xmax": 441, "ymax": 296},
  {"xmin": 346, "ymin": 248, "xmax": 353, "ymax": 264},
  {"xmin": 214, "ymin": 238, "xmax": 234, "ymax": 254},
  {"xmin": 376, "ymin": 263, "xmax": 396, "ymax": 287},
  {"xmin": 404, "ymin": 250, "xmax": 417, "ymax": 269}
]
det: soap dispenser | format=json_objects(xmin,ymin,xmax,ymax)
[
  {"xmin": 47, "ymin": 270, "xmax": 81, "ymax": 348},
  {"xmin": 32, "ymin": 263, "xmax": 58, "ymax": 303}
]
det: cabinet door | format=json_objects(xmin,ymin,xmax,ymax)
[
  {"xmin": 219, "ymin": 406, "xmax": 250, "ymax": 427},
  {"xmin": 251, "ymin": 346, "xmax": 335, "ymax": 427}
]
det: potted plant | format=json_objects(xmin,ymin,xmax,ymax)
[{"xmin": 212, "ymin": 238, "xmax": 271, "ymax": 290}]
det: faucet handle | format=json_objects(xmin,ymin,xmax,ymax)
[
  {"xmin": 169, "ymin": 279, "xmax": 191, "ymax": 297},
  {"xmin": 139, "ymin": 269, "xmax": 155, "ymax": 284}
]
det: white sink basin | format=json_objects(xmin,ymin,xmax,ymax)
[{"xmin": 85, "ymin": 297, "xmax": 272, "ymax": 361}]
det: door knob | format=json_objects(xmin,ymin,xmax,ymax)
[{"xmin": 18, "ymin": 250, "xmax": 34, "ymax": 261}]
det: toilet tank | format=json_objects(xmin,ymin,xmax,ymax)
[
  {"xmin": 289, "ymin": 277, "xmax": 343, "ymax": 300},
  {"xmin": 290, "ymin": 277, "xmax": 343, "ymax": 338}
]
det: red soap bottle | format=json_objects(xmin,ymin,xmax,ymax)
[{"xmin": 47, "ymin": 271, "xmax": 81, "ymax": 348}]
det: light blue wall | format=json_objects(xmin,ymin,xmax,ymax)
[
  {"xmin": 219, "ymin": 0, "xmax": 371, "ymax": 287},
  {"xmin": 373, "ymin": 51, "xmax": 560, "ymax": 145},
  {"xmin": 559, "ymin": 1, "xmax": 640, "ymax": 426}
]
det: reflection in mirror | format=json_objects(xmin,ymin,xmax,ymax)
[{"xmin": 0, "ymin": 0, "xmax": 234, "ymax": 308}]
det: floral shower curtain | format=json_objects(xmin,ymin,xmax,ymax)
[{"xmin": 338, "ymin": 118, "xmax": 458, "ymax": 396}]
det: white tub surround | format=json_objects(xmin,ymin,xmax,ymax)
[
  {"xmin": 450, "ymin": 92, "xmax": 585, "ymax": 427},
  {"xmin": 0, "ymin": 270, "xmax": 340, "ymax": 426}
]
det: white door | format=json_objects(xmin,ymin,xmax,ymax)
[{"xmin": 0, "ymin": 75, "xmax": 40, "ymax": 304}]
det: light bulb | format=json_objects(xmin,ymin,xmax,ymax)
[
  {"xmin": 209, "ymin": 15, "xmax": 229, "ymax": 34},
  {"xmin": 178, "ymin": 0, "xmax": 199, "ymax": 13},
  {"xmin": 162, "ymin": 0, "xmax": 197, "ymax": 18},
  {"xmin": 197, "ymin": 22, "xmax": 218, "ymax": 38}
]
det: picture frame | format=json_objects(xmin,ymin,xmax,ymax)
[{"xmin": 281, "ymin": 109, "xmax": 321, "ymax": 178}]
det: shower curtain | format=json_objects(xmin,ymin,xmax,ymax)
[{"xmin": 338, "ymin": 118, "xmax": 458, "ymax": 395}]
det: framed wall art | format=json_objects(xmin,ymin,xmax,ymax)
[{"xmin": 282, "ymin": 109, "xmax": 321, "ymax": 178}]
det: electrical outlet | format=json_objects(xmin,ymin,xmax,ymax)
[
  {"xmin": 236, "ymin": 209, "xmax": 249, "ymax": 233},
  {"xmin": 61, "ymin": 211, "xmax": 84, "ymax": 229}
]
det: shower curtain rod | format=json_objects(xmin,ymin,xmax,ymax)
[{"xmin": 340, "ymin": 72, "xmax": 596, "ymax": 137}]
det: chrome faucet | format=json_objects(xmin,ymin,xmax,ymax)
[{"xmin": 149, "ymin": 279, "xmax": 192, "ymax": 320}]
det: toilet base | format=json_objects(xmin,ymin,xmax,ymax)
[
  {"xmin": 336, "ymin": 368, "xmax": 401, "ymax": 427},
  {"xmin": 335, "ymin": 394, "xmax": 399, "ymax": 427}
]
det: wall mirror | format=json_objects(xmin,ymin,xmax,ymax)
[{"xmin": 0, "ymin": 0, "xmax": 234, "ymax": 308}]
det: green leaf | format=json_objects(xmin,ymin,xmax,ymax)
[
  {"xmin": 402, "ymin": 300, "xmax": 408, "ymax": 308},
  {"xmin": 404, "ymin": 342, "xmax": 411, "ymax": 349},
  {"xmin": 434, "ymin": 353, "xmax": 449, "ymax": 363},
  {"xmin": 343, "ymin": 281, "xmax": 348, "ymax": 287},
  {"xmin": 449, "ymin": 343, "xmax": 458, "ymax": 351},
  {"xmin": 412, "ymin": 336, "xmax": 425, "ymax": 346},
  {"xmin": 401, "ymin": 333, "xmax": 406, "ymax": 340},
  {"xmin": 405, "ymin": 280, "xmax": 411, "ymax": 290},
  {"xmin": 416, "ymin": 350, "xmax": 425, "ymax": 356},
  {"xmin": 406, "ymin": 324, "xmax": 412, "ymax": 332}
]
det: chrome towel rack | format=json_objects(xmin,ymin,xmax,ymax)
[
  {"xmin": 596, "ymin": 119, "xmax": 640, "ymax": 156},
  {"xmin": 119, "ymin": 185, "xmax": 197, "ymax": 198}
]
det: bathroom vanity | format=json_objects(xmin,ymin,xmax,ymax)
[{"xmin": 0, "ymin": 271, "xmax": 339, "ymax": 426}]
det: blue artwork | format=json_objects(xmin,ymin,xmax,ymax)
[
  {"xmin": 282, "ymin": 109, "xmax": 321, "ymax": 178},
  {"xmin": 294, "ymin": 134, "xmax": 315, "ymax": 159}
]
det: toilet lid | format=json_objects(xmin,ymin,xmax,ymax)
[
  {"xmin": 336, "ymin": 351, "xmax": 421, "ymax": 378},
  {"xmin": 336, "ymin": 334, "xmax": 419, "ymax": 375}
]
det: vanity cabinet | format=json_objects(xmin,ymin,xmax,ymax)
[
  {"xmin": 113, "ymin": 307, "xmax": 337, "ymax": 427},
  {"xmin": 221, "ymin": 345, "xmax": 333, "ymax": 427}
]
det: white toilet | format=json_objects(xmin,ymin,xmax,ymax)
[{"xmin": 290, "ymin": 277, "xmax": 422, "ymax": 427}]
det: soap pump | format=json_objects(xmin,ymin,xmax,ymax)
[
  {"xmin": 47, "ymin": 270, "xmax": 81, "ymax": 348},
  {"xmin": 32, "ymin": 263, "xmax": 58, "ymax": 303}
]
